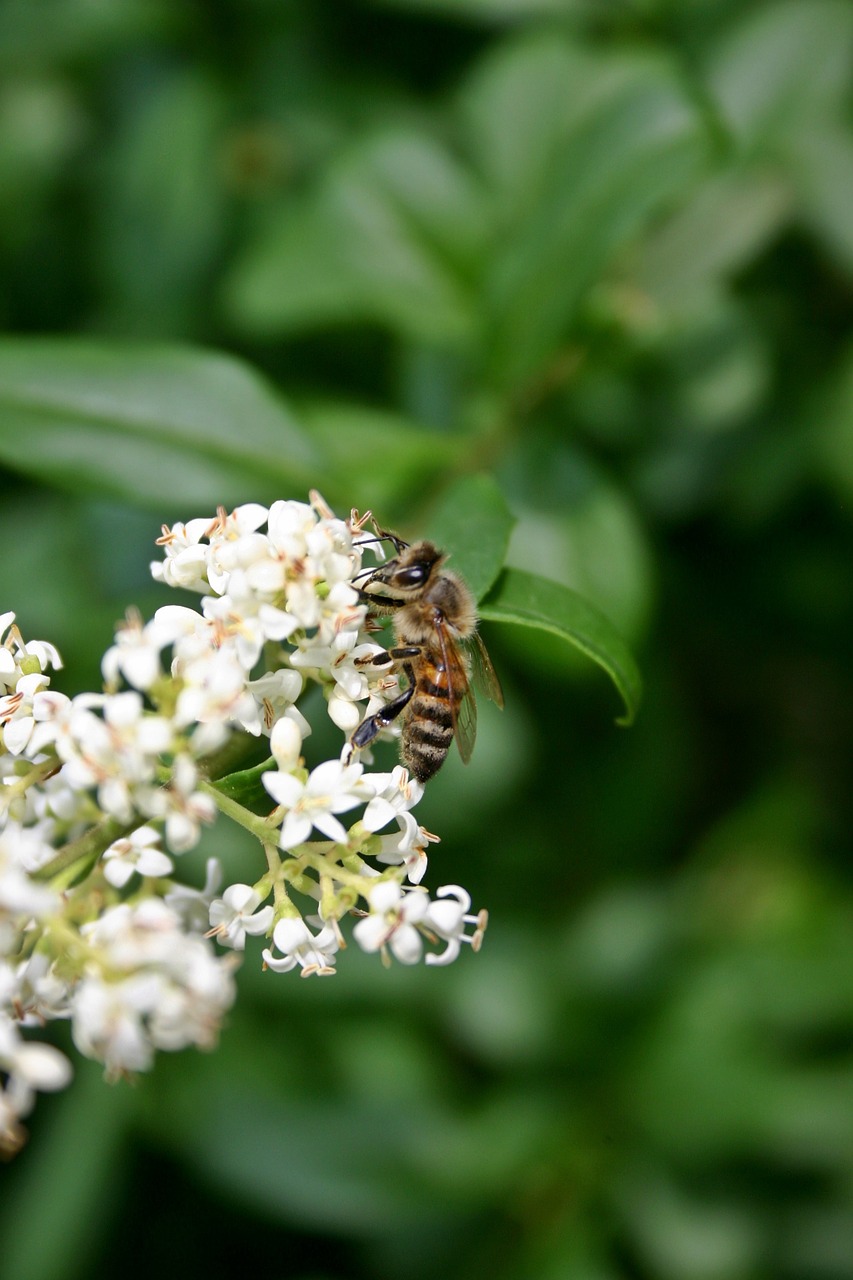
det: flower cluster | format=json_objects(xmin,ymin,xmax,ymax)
[{"xmin": 0, "ymin": 494, "xmax": 487, "ymax": 1155}]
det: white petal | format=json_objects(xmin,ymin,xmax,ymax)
[
  {"xmin": 14, "ymin": 1042, "xmax": 73, "ymax": 1090},
  {"xmin": 389, "ymin": 924, "xmax": 423, "ymax": 965}
]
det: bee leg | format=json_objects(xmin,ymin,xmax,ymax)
[
  {"xmin": 353, "ymin": 645, "xmax": 422, "ymax": 671},
  {"xmin": 351, "ymin": 677, "xmax": 416, "ymax": 749}
]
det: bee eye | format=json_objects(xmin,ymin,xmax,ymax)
[{"xmin": 396, "ymin": 564, "xmax": 429, "ymax": 588}]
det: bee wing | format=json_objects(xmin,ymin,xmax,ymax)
[
  {"xmin": 469, "ymin": 631, "xmax": 504, "ymax": 710},
  {"xmin": 454, "ymin": 679, "xmax": 478, "ymax": 765},
  {"xmin": 435, "ymin": 616, "xmax": 478, "ymax": 766}
]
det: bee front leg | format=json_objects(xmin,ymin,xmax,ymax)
[{"xmin": 351, "ymin": 678, "xmax": 416, "ymax": 749}]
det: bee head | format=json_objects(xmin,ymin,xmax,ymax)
[
  {"xmin": 358, "ymin": 539, "xmax": 446, "ymax": 600},
  {"xmin": 387, "ymin": 540, "xmax": 445, "ymax": 591}
]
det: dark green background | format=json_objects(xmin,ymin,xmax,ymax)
[{"xmin": 2, "ymin": 2, "xmax": 853, "ymax": 1278}]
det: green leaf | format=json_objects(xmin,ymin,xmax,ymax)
[
  {"xmin": 479, "ymin": 567, "xmax": 642, "ymax": 724},
  {"xmin": 0, "ymin": 1060, "xmax": 134, "ymax": 1280},
  {"xmin": 376, "ymin": 0, "xmax": 587, "ymax": 18},
  {"xmin": 784, "ymin": 128, "xmax": 853, "ymax": 276},
  {"xmin": 424, "ymin": 473, "xmax": 515, "ymax": 601},
  {"xmin": 0, "ymin": 339, "xmax": 319, "ymax": 510},
  {"xmin": 460, "ymin": 35, "xmax": 710, "ymax": 387},
  {"xmin": 703, "ymin": 0, "xmax": 853, "ymax": 150},
  {"xmin": 298, "ymin": 400, "xmax": 467, "ymax": 514},
  {"xmin": 223, "ymin": 128, "xmax": 484, "ymax": 343},
  {"xmin": 816, "ymin": 343, "xmax": 853, "ymax": 504},
  {"xmin": 94, "ymin": 71, "xmax": 228, "ymax": 335},
  {"xmin": 630, "ymin": 167, "xmax": 792, "ymax": 309},
  {"xmin": 211, "ymin": 759, "xmax": 276, "ymax": 816}
]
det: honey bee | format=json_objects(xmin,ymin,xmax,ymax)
[{"xmin": 350, "ymin": 528, "xmax": 503, "ymax": 782}]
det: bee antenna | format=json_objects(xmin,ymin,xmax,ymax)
[{"xmin": 354, "ymin": 528, "xmax": 409, "ymax": 555}]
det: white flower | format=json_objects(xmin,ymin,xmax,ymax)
[
  {"xmin": 263, "ymin": 757, "xmax": 372, "ymax": 849},
  {"xmin": 0, "ymin": 822, "xmax": 60, "ymax": 925},
  {"xmin": 0, "ymin": 673, "xmax": 70, "ymax": 758},
  {"xmin": 135, "ymin": 755, "xmax": 217, "ymax": 853},
  {"xmin": 151, "ymin": 517, "xmax": 214, "ymax": 592},
  {"xmin": 0, "ymin": 1012, "xmax": 72, "ymax": 1126},
  {"xmin": 425, "ymin": 885, "xmax": 488, "ymax": 967},
  {"xmin": 53, "ymin": 692, "xmax": 174, "ymax": 824},
  {"xmin": 165, "ymin": 857, "xmax": 221, "ymax": 933},
  {"xmin": 352, "ymin": 881, "xmax": 430, "ymax": 965},
  {"xmin": 12, "ymin": 953, "xmax": 71, "ymax": 1023},
  {"xmin": 373, "ymin": 811, "xmax": 439, "ymax": 885},
  {"xmin": 71, "ymin": 973, "xmax": 161, "ymax": 1074},
  {"xmin": 361, "ymin": 766, "xmax": 424, "ymax": 834},
  {"xmin": 200, "ymin": 584, "xmax": 298, "ymax": 672},
  {"xmin": 262, "ymin": 916, "xmax": 339, "ymax": 976},
  {"xmin": 268, "ymin": 715, "xmax": 303, "ymax": 773},
  {"xmin": 72, "ymin": 899, "xmax": 237, "ymax": 1074},
  {"xmin": 102, "ymin": 827, "xmax": 174, "ymax": 888},
  {"xmin": 172, "ymin": 643, "xmax": 259, "ymax": 733},
  {"xmin": 244, "ymin": 669, "xmax": 304, "ymax": 736},
  {"xmin": 208, "ymin": 883, "xmax": 274, "ymax": 950},
  {"xmin": 101, "ymin": 611, "xmax": 172, "ymax": 691}
]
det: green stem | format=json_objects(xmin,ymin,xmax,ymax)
[{"xmin": 199, "ymin": 779, "xmax": 277, "ymax": 840}]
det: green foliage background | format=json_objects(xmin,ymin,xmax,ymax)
[{"xmin": 2, "ymin": 1, "xmax": 853, "ymax": 1277}]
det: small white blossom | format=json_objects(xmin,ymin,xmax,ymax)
[
  {"xmin": 0, "ymin": 1011, "xmax": 72, "ymax": 1150},
  {"xmin": 244, "ymin": 669, "xmax": 304, "ymax": 736},
  {"xmin": 425, "ymin": 885, "xmax": 488, "ymax": 966},
  {"xmin": 353, "ymin": 881, "xmax": 430, "ymax": 965},
  {"xmin": 101, "ymin": 610, "xmax": 173, "ymax": 692},
  {"xmin": 102, "ymin": 827, "xmax": 174, "ymax": 888},
  {"xmin": 208, "ymin": 883, "xmax": 274, "ymax": 951},
  {"xmin": 263, "ymin": 757, "xmax": 372, "ymax": 849},
  {"xmin": 262, "ymin": 916, "xmax": 339, "ymax": 976},
  {"xmin": 268, "ymin": 715, "xmax": 303, "ymax": 773},
  {"xmin": 362, "ymin": 766, "xmax": 424, "ymax": 834},
  {"xmin": 373, "ymin": 811, "xmax": 439, "ymax": 885},
  {"xmin": 151, "ymin": 517, "xmax": 214, "ymax": 592}
]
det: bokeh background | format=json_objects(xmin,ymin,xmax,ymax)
[{"xmin": 2, "ymin": 2, "xmax": 853, "ymax": 1278}]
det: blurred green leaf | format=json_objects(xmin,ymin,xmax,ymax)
[
  {"xmin": 424, "ymin": 472, "xmax": 515, "ymax": 600},
  {"xmin": 0, "ymin": 0, "xmax": 167, "ymax": 68},
  {"xmin": 480, "ymin": 566, "xmax": 642, "ymax": 723},
  {"xmin": 703, "ymin": 0, "xmax": 853, "ymax": 150},
  {"xmin": 224, "ymin": 129, "xmax": 483, "ymax": 342},
  {"xmin": 94, "ymin": 71, "xmax": 228, "ymax": 335},
  {"xmin": 299, "ymin": 400, "xmax": 466, "ymax": 514},
  {"xmin": 816, "ymin": 343, "xmax": 853, "ymax": 505},
  {"xmin": 502, "ymin": 446, "xmax": 653, "ymax": 640},
  {"xmin": 461, "ymin": 35, "xmax": 710, "ymax": 385},
  {"xmin": 0, "ymin": 339, "xmax": 319, "ymax": 509},
  {"xmin": 630, "ymin": 168, "xmax": 792, "ymax": 308},
  {"xmin": 376, "ymin": 0, "xmax": 588, "ymax": 18},
  {"xmin": 616, "ymin": 1168, "xmax": 764, "ymax": 1280},
  {"xmin": 0, "ymin": 1060, "xmax": 134, "ymax": 1280},
  {"xmin": 785, "ymin": 128, "xmax": 853, "ymax": 276}
]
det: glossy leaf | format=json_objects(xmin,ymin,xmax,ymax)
[
  {"xmin": 480, "ymin": 566, "xmax": 642, "ymax": 723},
  {"xmin": 0, "ymin": 340, "xmax": 319, "ymax": 510},
  {"xmin": 424, "ymin": 472, "xmax": 515, "ymax": 601}
]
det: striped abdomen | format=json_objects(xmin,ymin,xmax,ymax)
[{"xmin": 401, "ymin": 651, "xmax": 468, "ymax": 782}]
